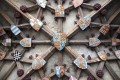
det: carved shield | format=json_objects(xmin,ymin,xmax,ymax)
[
  {"xmin": 2, "ymin": 38, "xmax": 11, "ymax": 46},
  {"xmin": 115, "ymin": 50, "xmax": 120, "ymax": 59},
  {"xmin": 112, "ymin": 38, "xmax": 117, "ymax": 46},
  {"xmin": 74, "ymin": 56, "xmax": 87, "ymax": 69},
  {"xmin": 32, "ymin": 56, "xmax": 46, "ymax": 70},
  {"xmin": 30, "ymin": 18, "xmax": 43, "ymax": 31},
  {"xmin": 0, "ymin": 49, "xmax": 6, "ymax": 60},
  {"xmin": 0, "ymin": 27, "xmax": 6, "ymax": 36},
  {"xmin": 77, "ymin": 16, "xmax": 91, "ymax": 30},
  {"xmin": 99, "ymin": 24, "xmax": 110, "ymax": 35},
  {"xmin": 20, "ymin": 38, "xmax": 31, "ymax": 47},
  {"xmin": 10, "ymin": 25, "xmax": 21, "ymax": 36},
  {"xmin": 89, "ymin": 37, "xmax": 101, "ymax": 47},
  {"xmin": 55, "ymin": 5, "xmax": 65, "ymax": 17},
  {"xmin": 55, "ymin": 66, "xmax": 65, "ymax": 78},
  {"xmin": 36, "ymin": 0, "xmax": 47, "ymax": 8},
  {"xmin": 98, "ymin": 51, "xmax": 108, "ymax": 61},
  {"xmin": 53, "ymin": 33, "xmax": 67, "ymax": 51},
  {"xmin": 43, "ymin": 77, "xmax": 51, "ymax": 80},
  {"xmin": 116, "ymin": 27, "xmax": 120, "ymax": 33},
  {"xmin": 69, "ymin": 76, "xmax": 77, "ymax": 80},
  {"xmin": 112, "ymin": 38, "xmax": 120, "ymax": 46},
  {"xmin": 72, "ymin": 0, "xmax": 83, "ymax": 8}
]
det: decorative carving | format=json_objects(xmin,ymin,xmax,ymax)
[
  {"xmin": 69, "ymin": 76, "xmax": 77, "ymax": 80},
  {"xmin": 10, "ymin": 25, "xmax": 21, "ymax": 36},
  {"xmin": 0, "ymin": 49, "xmax": 6, "ymax": 60},
  {"xmin": 89, "ymin": 38, "xmax": 101, "ymax": 47},
  {"xmin": 99, "ymin": 24, "xmax": 110, "ymax": 35},
  {"xmin": 20, "ymin": 38, "xmax": 31, "ymax": 47},
  {"xmin": 74, "ymin": 56, "xmax": 87, "ymax": 69},
  {"xmin": 36, "ymin": 0, "xmax": 47, "ymax": 8},
  {"xmin": 2, "ymin": 38, "xmax": 11, "ymax": 46},
  {"xmin": 30, "ymin": 18, "xmax": 43, "ymax": 31},
  {"xmin": 0, "ymin": 27, "xmax": 5, "ymax": 36},
  {"xmin": 115, "ymin": 50, "xmax": 120, "ymax": 59},
  {"xmin": 72, "ymin": 0, "xmax": 83, "ymax": 8},
  {"xmin": 32, "ymin": 56, "xmax": 46, "ymax": 70},
  {"xmin": 52, "ymin": 33, "xmax": 67, "ymax": 51},
  {"xmin": 98, "ymin": 51, "xmax": 108, "ymax": 61},
  {"xmin": 55, "ymin": 5, "xmax": 65, "ymax": 17},
  {"xmin": 77, "ymin": 16, "xmax": 91, "ymax": 30},
  {"xmin": 13, "ymin": 50, "xmax": 22, "ymax": 61},
  {"xmin": 55, "ymin": 66, "xmax": 65, "ymax": 78}
]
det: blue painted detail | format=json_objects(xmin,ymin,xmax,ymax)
[
  {"xmin": 78, "ymin": 16, "xmax": 91, "ymax": 30},
  {"xmin": 20, "ymin": 38, "xmax": 31, "ymax": 47},
  {"xmin": 10, "ymin": 25, "xmax": 21, "ymax": 35},
  {"xmin": 32, "ymin": 56, "xmax": 46, "ymax": 70},
  {"xmin": 89, "ymin": 38, "xmax": 101, "ymax": 47},
  {"xmin": 52, "ymin": 32, "xmax": 66, "ymax": 51},
  {"xmin": 74, "ymin": 56, "xmax": 87, "ymax": 69},
  {"xmin": 55, "ymin": 66, "xmax": 61, "ymax": 78}
]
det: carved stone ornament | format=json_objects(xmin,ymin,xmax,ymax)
[
  {"xmin": 10, "ymin": 25, "xmax": 21, "ymax": 36},
  {"xmin": 0, "ymin": 49, "xmax": 6, "ymax": 60},
  {"xmin": 69, "ymin": 76, "xmax": 77, "ymax": 80},
  {"xmin": 20, "ymin": 38, "xmax": 31, "ymax": 47},
  {"xmin": 52, "ymin": 32, "xmax": 67, "ymax": 51},
  {"xmin": 72, "ymin": 0, "xmax": 83, "ymax": 8},
  {"xmin": 30, "ymin": 18, "xmax": 43, "ymax": 31},
  {"xmin": 74, "ymin": 56, "xmax": 87, "ymax": 69},
  {"xmin": 98, "ymin": 51, "xmax": 108, "ymax": 61},
  {"xmin": 0, "ymin": 27, "xmax": 6, "ymax": 36},
  {"xmin": 99, "ymin": 24, "xmax": 110, "ymax": 35},
  {"xmin": 115, "ymin": 50, "xmax": 120, "ymax": 59},
  {"xmin": 55, "ymin": 5, "xmax": 65, "ymax": 17},
  {"xmin": 77, "ymin": 16, "xmax": 91, "ymax": 30},
  {"xmin": 2, "ymin": 38, "xmax": 11, "ymax": 46},
  {"xmin": 36, "ymin": 0, "xmax": 47, "ymax": 8},
  {"xmin": 32, "ymin": 55, "xmax": 46, "ymax": 70},
  {"xmin": 89, "ymin": 37, "xmax": 101, "ymax": 47},
  {"xmin": 55, "ymin": 66, "xmax": 65, "ymax": 78}
]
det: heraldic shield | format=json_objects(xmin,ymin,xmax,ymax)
[{"xmin": 52, "ymin": 32, "xmax": 67, "ymax": 51}]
